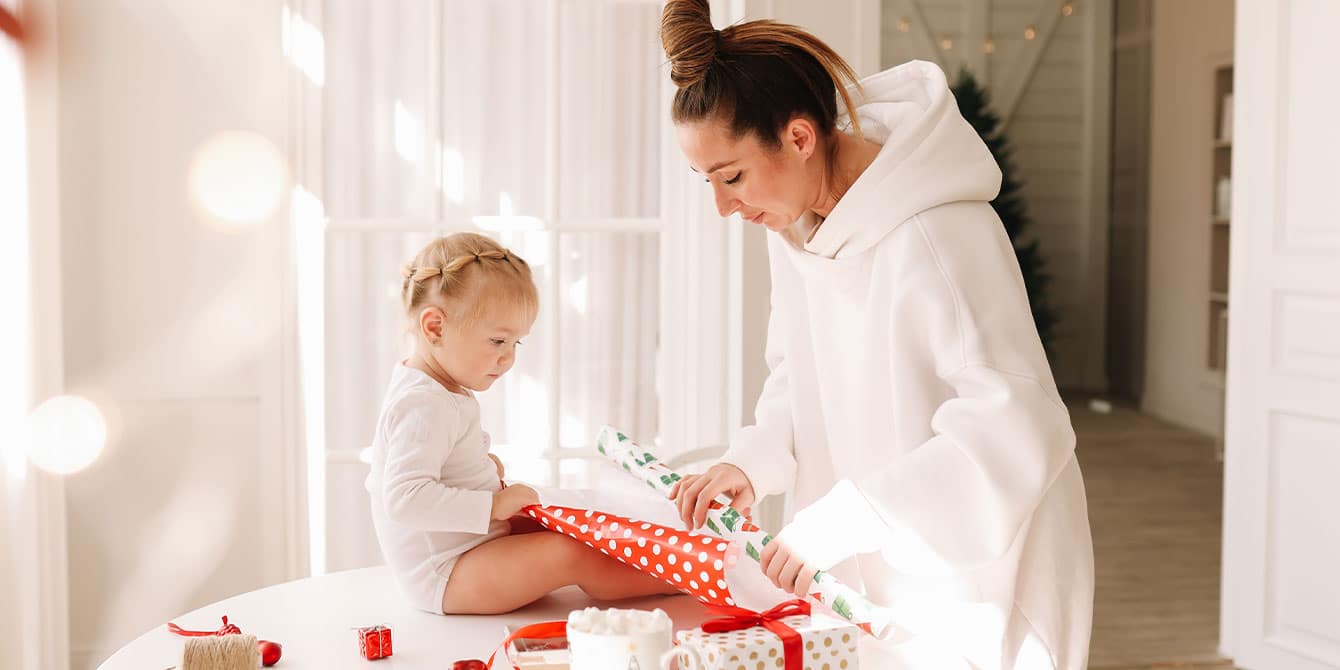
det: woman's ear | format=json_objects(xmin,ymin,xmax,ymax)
[
  {"xmin": 419, "ymin": 306, "xmax": 446, "ymax": 344},
  {"xmin": 783, "ymin": 117, "xmax": 818, "ymax": 160}
]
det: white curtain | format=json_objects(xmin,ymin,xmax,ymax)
[{"xmin": 317, "ymin": 0, "xmax": 664, "ymax": 571}]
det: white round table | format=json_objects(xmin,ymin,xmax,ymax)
[{"xmin": 98, "ymin": 566, "xmax": 711, "ymax": 669}]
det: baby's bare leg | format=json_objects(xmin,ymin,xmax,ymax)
[
  {"xmin": 441, "ymin": 532, "xmax": 677, "ymax": 615},
  {"xmin": 568, "ymin": 544, "xmax": 681, "ymax": 602}
]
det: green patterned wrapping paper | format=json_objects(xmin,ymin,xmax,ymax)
[{"xmin": 595, "ymin": 426, "xmax": 894, "ymax": 639}]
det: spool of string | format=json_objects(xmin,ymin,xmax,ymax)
[{"xmin": 180, "ymin": 633, "xmax": 260, "ymax": 670}]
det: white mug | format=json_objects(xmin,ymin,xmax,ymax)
[
  {"xmin": 567, "ymin": 627, "xmax": 710, "ymax": 670},
  {"xmin": 568, "ymin": 626, "xmax": 682, "ymax": 670}
]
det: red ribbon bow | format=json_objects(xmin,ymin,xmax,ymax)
[
  {"xmin": 166, "ymin": 615, "xmax": 242, "ymax": 637},
  {"xmin": 701, "ymin": 599, "xmax": 811, "ymax": 670}
]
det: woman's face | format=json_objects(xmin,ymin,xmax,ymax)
[{"xmin": 677, "ymin": 116, "xmax": 822, "ymax": 232}]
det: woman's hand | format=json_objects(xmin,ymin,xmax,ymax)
[
  {"xmin": 488, "ymin": 453, "xmax": 505, "ymax": 480},
  {"xmin": 759, "ymin": 537, "xmax": 819, "ymax": 598},
  {"xmin": 667, "ymin": 463, "xmax": 755, "ymax": 530},
  {"xmin": 490, "ymin": 484, "xmax": 539, "ymax": 521}
]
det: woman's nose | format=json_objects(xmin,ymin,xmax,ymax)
[{"xmin": 712, "ymin": 183, "xmax": 737, "ymax": 218}]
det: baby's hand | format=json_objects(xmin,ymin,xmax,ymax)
[
  {"xmin": 490, "ymin": 484, "xmax": 539, "ymax": 521},
  {"xmin": 488, "ymin": 453, "xmax": 505, "ymax": 479}
]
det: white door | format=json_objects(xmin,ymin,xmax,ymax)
[{"xmin": 1220, "ymin": 1, "xmax": 1340, "ymax": 669}]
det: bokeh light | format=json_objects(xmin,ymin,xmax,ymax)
[
  {"xmin": 188, "ymin": 131, "xmax": 290, "ymax": 229},
  {"xmin": 27, "ymin": 395, "xmax": 108, "ymax": 475}
]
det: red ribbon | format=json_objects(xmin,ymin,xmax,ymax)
[
  {"xmin": 484, "ymin": 620, "xmax": 567, "ymax": 670},
  {"xmin": 701, "ymin": 599, "xmax": 811, "ymax": 670},
  {"xmin": 166, "ymin": 615, "xmax": 242, "ymax": 637}
]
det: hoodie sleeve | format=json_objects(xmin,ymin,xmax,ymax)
[
  {"xmin": 777, "ymin": 206, "xmax": 1077, "ymax": 574},
  {"xmin": 719, "ymin": 240, "xmax": 798, "ymax": 499},
  {"xmin": 380, "ymin": 393, "xmax": 494, "ymax": 534}
]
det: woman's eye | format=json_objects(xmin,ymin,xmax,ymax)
[
  {"xmin": 703, "ymin": 172, "xmax": 743, "ymax": 185},
  {"xmin": 491, "ymin": 339, "xmax": 506, "ymax": 346}
]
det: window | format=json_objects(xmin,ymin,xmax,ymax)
[{"xmin": 289, "ymin": 0, "xmax": 737, "ymax": 574}]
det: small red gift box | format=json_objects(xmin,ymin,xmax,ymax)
[{"xmin": 357, "ymin": 625, "xmax": 393, "ymax": 660}]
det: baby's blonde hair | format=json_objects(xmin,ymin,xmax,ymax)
[{"xmin": 400, "ymin": 233, "xmax": 539, "ymax": 328}]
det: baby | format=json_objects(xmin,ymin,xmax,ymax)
[{"xmin": 365, "ymin": 233, "xmax": 675, "ymax": 614}]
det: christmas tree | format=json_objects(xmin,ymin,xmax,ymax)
[{"xmin": 951, "ymin": 68, "xmax": 1058, "ymax": 351}]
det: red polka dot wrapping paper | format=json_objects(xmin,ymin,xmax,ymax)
[{"xmin": 525, "ymin": 505, "xmax": 743, "ymax": 608}]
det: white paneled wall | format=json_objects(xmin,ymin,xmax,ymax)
[
  {"xmin": 882, "ymin": 0, "xmax": 1112, "ymax": 390},
  {"xmin": 56, "ymin": 1, "xmax": 293, "ymax": 667}
]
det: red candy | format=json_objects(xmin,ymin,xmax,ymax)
[
  {"xmin": 357, "ymin": 625, "xmax": 393, "ymax": 660},
  {"xmin": 258, "ymin": 640, "xmax": 282, "ymax": 666},
  {"xmin": 451, "ymin": 661, "xmax": 487, "ymax": 670}
]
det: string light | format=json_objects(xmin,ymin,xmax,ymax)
[
  {"xmin": 897, "ymin": 17, "xmax": 911, "ymax": 33},
  {"xmin": 940, "ymin": 35, "xmax": 953, "ymax": 50},
  {"xmin": 983, "ymin": 38, "xmax": 995, "ymax": 55},
  {"xmin": 1062, "ymin": 2, "xmax": 1074, "ymax": 17},
  {"xmin": 1024, "ymin": 25, "xmax": 1037, "ymax": 40}
]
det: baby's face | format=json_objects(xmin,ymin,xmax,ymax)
[{"xmin": 436, "ymin": 306, "xmax": 534, "ymax": 392}]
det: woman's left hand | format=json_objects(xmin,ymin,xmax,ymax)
[
  {"xmin": 488, "ymin": 453, "xmax": 505, "ymax": 479},
  {"xmin": 759, "ymin": 536, "xmax": 819, "ymax": 598}
]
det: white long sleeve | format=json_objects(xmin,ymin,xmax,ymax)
[
  {"xmin": 366, "ymin": 363, "xmax": 510, "ymax": 613},
  {"xmin": 380, "ymin": 392, "xmax": 494, "ymax": 534},
  {"xmin": 778, "ymin": 364, "xmax": 1075, "ymax": 574}
]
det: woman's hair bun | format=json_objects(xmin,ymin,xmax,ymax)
[{"xmin": 661, "ymin": 0, "xmax": 719, "ymax": 88}]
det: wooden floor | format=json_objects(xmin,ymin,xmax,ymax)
[{"xmin": 1073, "ymin": 400, "xmax": 1235, "ymax": 670}]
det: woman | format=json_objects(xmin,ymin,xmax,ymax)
[{"xmin": 661, "ymin": 1, "xmax": 1094, "ymax": 667}]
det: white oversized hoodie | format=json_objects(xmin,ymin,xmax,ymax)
[{"xmin": 719, "ymin": 61, "xmax": 1094, "ymax": 669}]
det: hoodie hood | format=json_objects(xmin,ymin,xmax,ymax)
[{"xmin": 793, "ymin": 60, "xmax": 1002, "ymax": 260}]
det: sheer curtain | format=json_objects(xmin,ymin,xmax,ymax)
[{"xmin": 314, "ymin": 0, "xmax": 665, "ymax": 571}]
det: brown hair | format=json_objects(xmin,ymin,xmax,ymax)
[
  {"xmin": 400, "ymin": 233, "xmax": 538, "ymax": 328},
  {"xmin": 660, "ymin": 0, "xmax": 864, "ymax": 147}
]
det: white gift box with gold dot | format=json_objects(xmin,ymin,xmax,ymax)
[{"xmin": 674, "ymin": 612, "xmax": 859, "ymax": 670}]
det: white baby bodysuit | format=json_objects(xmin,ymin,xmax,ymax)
[{"xmin": 365, "ymin": 363, "xmax": 510, "ymax": 613}]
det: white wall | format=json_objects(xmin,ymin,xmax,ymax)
[
  {"xmin": 1142, "ymin": 0, "xmax": 1233, "ymax": 437},
  {"xmin": 55, "ymin": 1, "xmax": 295, "ymax": 667},
  {"xmin": 882, "ymin": 0, "xmax": 1113, "ymax": 391}
]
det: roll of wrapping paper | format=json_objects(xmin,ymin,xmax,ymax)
[{"xmin": 596, "ymin": 426, "xmax": 895, "ymax": 639}]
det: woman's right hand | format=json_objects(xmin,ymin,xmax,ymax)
[
  {"xmin": 668, "ymin": 463, "xmax": 756, "ymax": 530},
  {"xmin": 490, "ymin": 483, "xmax": 539, "ymax": 521}
]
